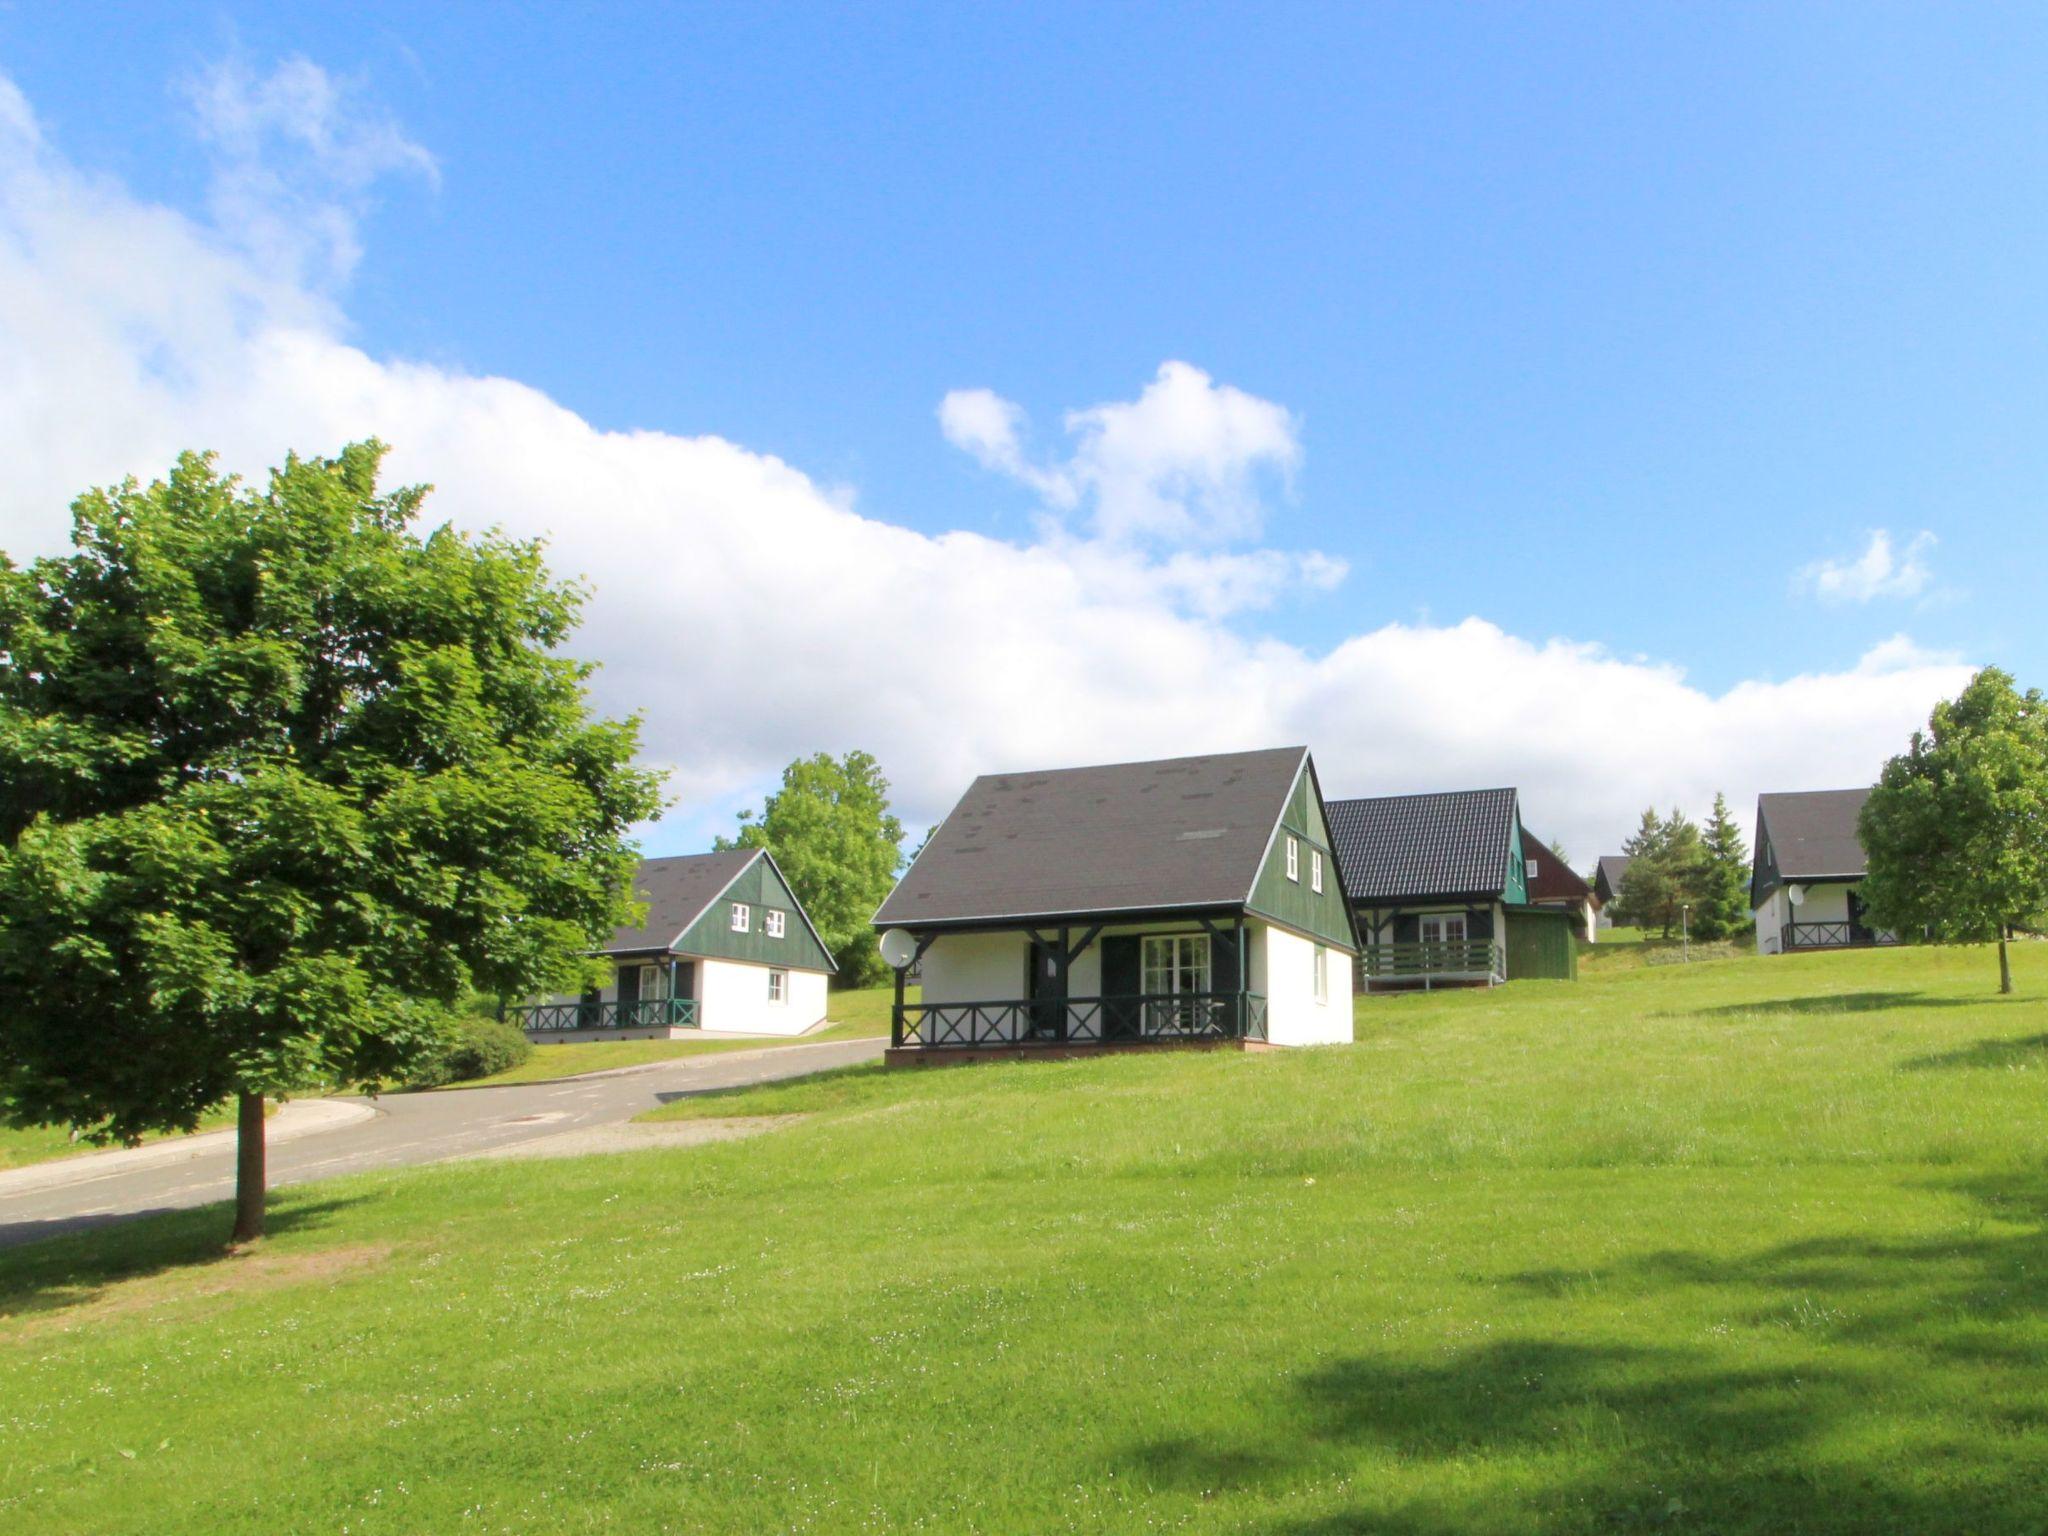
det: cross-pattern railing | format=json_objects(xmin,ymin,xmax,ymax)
[
  {"xmin": 508, "ymin": 997, "xmax": 701, "ymax": 1033},
  {"xmin": 1782, "ymin": 922, "xmax": 1899, "ymax": 951},
  {"xmin": 1360, "ymin": 940, "xmax": 1505, "ymax": 982},
  {"xmin": 893, "ymin": 991, "xmax": 1267, "ymax": 1049}
]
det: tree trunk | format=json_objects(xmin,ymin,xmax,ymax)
[
  {"xmin": 1999, "ymin": 928, "xmax": 2014, "ymax": 995},
  {"xmin": 233, "ymin": 1091, "xmax": 266, "ymax": 1242}
]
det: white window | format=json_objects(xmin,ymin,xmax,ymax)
[
  {"xmin": 730, "ymin": 902, "xmax": 750, "ymax": 933},
  {"xmin": 1313, "ymin": 943, "xmax": 1329, "ymax": 1003},
  {"xmin": 1141, "ymin": 934, "xmax": 1211, "ymax": 1033},
  {"xmin": 1311, "ymin": 849, "xmax": 1323, "ymax": 893},
  {"xmin": 1528, "ymin": 859, "xmax": 1539, "ymax": 881},
  {"xmin": 1286, "ymin": 836, "xmax": 1299, "ymax": 882},
  {"xmin": 1419, "ymin": 912, "xmax": 1468, "ymax": 946},
  {"xmin": 767, "ymin": 968, "xmax": 787, "ymax": 1003},
  {"xmin": 765, "ymin": 908, "xmax": 786, "ymax": 938}
]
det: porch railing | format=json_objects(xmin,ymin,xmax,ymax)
[
  {"xmin": 1360, "ymin": 939, "xmax": 1506, "ymax": 983},
  {"xmin": 893, "ymin": 991, "xmax": 1268, "ymax": 1050},
  {"xmin": 1782, "ymin": 922, "xmax": 1899, "ymax": 951},
  {"xmin": 507, "ymin": 997, "xmax": 701, "ymax": 1033}
]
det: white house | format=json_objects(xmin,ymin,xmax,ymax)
[
  {"xmin": 511, "ymin": 848, "xmax": 835, "ymax": 1039},
  {"xmin": 872, "ymin": 746, "xmax": 1359, "ymax": 1061},
  {"xmin": 1750, "ymin": 788, "xmax": 1898, "ymax": 955}
]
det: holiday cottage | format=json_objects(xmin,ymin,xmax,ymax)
[
  {"xmin": 509, "ymin": 849, "xmax": 835, "ymax": 1039},
  {"xmin": 1750, "ymin": 788, "xmax": 1898, "ymax": 954},
  {"xmin": 871, "ymin": 746, "xmax": 1358, "ymax": 1061}
]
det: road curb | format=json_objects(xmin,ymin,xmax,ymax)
[
  {"xmin": 426, "ymin": 1035, "xmax": 887, "ymax": 1091},
  {"xmin": 0, "ymin": 1099, "xmax": 378, "ymax": 1198}
]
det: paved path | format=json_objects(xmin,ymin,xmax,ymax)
[{"xmin": 0, "ymin": 1037, "xmax": 884, "ymax": 1250}]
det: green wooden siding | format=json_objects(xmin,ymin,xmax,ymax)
[
  {"xmin": 1504, "ymin": 904, "xmax": 1578, "ymax": 980},
  {"xmin": 1503, "ymin": 810, "xmax": 1529, "ymax": 905},
  {"xmin": 1245, "ymin": 759, "xmax": 1359, "ymax": 952},
  {"xmin": 673, "ymin": 853, "xmax": 836, "ymax": 972}
]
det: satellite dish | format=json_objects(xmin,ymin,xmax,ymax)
[
  {"xmin": 878, "ymin": 928, "xmax": 920, "ymax": 970},
  {"xmin": 1787, "ymin": 883, "xmax": 1807, "ymax": 907}
]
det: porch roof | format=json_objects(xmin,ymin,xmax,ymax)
[{"xmin": 873, "ymin": 746, "xmax": 1308, "ymax": 928}]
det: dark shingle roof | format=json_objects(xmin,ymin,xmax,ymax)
[
  {"xmin": 602, "ymin": 849, "xmax": 759, "ymax": 953},
  {"xmin": 873, "ymin": 747, "xmax": 1307, "ymax": 927},
  {"xmin": 1326, "ymin": 788, "xmax": 1519, "ymax": 902},
  {"xmin": 1595, "ymin": 854, "xmax": 1631, "ymax": 902},
  {"xmin": 1758, "ymin": 788, "xmax": 1873, "ymax": 881},
  {"xmin": 1521, "ymin": 828, "xmax": 1592, "ymax": 903}
]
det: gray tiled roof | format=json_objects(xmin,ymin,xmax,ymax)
[
  {"xmin": 1757, "ymin": 788, "xmax": 1873, "ymax": 880},
  {"xmin": 873, "ymin": 747, "xmax": 1307, "ymax": 927},
  {"xmin": 1325, "ymin": 788, "xmax": 1519, "ymax": 902},
  {"xmin": 602, "ymin": 849, "xmax": 758, "ymax": 953},
  {"xmin": 1595, "ymin": 854, "xmax": 1631, "ymax": 901}
]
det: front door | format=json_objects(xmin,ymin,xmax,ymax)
[{"xmin": 1025, "ymin": 938, "xmax": 1063, "ymax": 1041}]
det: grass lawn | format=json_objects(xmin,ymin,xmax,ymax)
[
  {"xmin": 436, "ymin": 985, "xmax": 902, "ymax": 1087},
  {"xmin": 5, "ymin": 946, "xmax": 2048, "ymax": 1531},
  {"xmin": 0, "ymin": 1104, "xmax": 247, "ymax": 1173}
]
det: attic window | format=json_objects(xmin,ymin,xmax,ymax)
[
  {"xmin": 730, "ymin": 902, "xmax": 750, "ymax": 933},
  {"xmin": 1311, "ymin": 849, "xmax": 1324, "ymax": 893},
  {"xmin": 1528, "ymin": 859, "xmax": 1539, "ymax": 880},
  {"xmin": 1286, "ymin": 836, "xmax": 1299, "ymax": 882},
  {"xmin": 765, "ymin": 908, "xmax": 787, "ymax": 938}
]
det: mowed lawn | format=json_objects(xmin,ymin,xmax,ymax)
[{"xmin": 5, "ymin": 948, "xmax": 2048, "ymax": 1531}]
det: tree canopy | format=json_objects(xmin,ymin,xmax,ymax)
[
  {"xmin": 720, "ymin": 750, "xmax": 905, "ymax": 987},
  {"xmin": 1858, "ymin": 667, "xmax": 2048, "ymax": 993},
  {"xmin": 0, "ymin": 444, "xmax": 663, "ymax": 1237},
  {"xmin": 1612, "ymin": 798, "xmax": 1750, "ymax": 941}
]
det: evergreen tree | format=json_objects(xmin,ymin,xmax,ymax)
[
  {"xmin": 1614, "ymin": 806, "xmax": 1710, "ymax": 938},
  {"xmin": 1693, "ymin": 792, "xmax": 1752, "ymax": 940}
]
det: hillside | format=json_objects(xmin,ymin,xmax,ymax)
[{"xmin": 3, "ymin": 945, "xmax": 2047, "ymax": 1531}]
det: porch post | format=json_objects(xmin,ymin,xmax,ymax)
[
  {"xmin": 1237, "ymin": 918, "xmax": 1248, "ymax": 1036},
  {"xmin": 1056, "ymin": 926, "xmax": 1072, "ymax": 1042},
  {"xmin": 892, "ymin": 958, "xmax": 905, "ymax": 1048}
]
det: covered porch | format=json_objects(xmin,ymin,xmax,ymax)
[
  {"xmin": 1358, "ymin": 937, "xmax": 1507, "ymax": 990},
  {"xmin": 505, "ymin": 953, "xmax": 704, "ymax": 1039},
  {"xmin": 884, "ymin": 916, "xmax": 1282, "ymax": 1063}
]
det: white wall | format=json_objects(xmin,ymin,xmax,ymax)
[
  {"xmin": 917, "ymin": 930, "xmax": 1030, "ymax": 1006},
  {"xmin": 1259, "ymin": 921, "xmax": 1353, "ymax": 1046},
  {"xmin": 699, "ymin": 957, "xmax": 828, "ymax": 1035},
  {"xmin": 1754, "ymin": 888, "xmax": 1788, "ymax": 953}
]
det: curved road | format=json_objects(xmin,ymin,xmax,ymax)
[{"xmin": 0, "ymin": 1037, "xmax": 884, "ymax": 1249}]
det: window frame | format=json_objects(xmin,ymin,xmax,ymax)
[
  {"xmin": 767, "ymin": 967, "xmax": 787, "ymax": 1003},
  {"xmin": 1313, "ymin": 943, "xmax": 1329, "ymax": 1003},
  {"xmin": 1419, "ymin": 912, "xmax": 1468, "ymax": 946},
  {"xmin": 1286, "ymin": 835, "xmax": 1299, "ymax": 882},
  {"xmin": 1310, "ymin": 848, "xmax": 1323, "ymax": 893},
  {"xmin": 765, "ymin": 908, "xmax": 787, "ymax": 939},
  {"xmin": 730, "ymin": 902, "xmax": 750, "ymax": 933}
]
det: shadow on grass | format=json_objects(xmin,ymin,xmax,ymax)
[
  {"xmin": 1900, "ymin": 1034, "xmax": 2048, "ymax": 1072},
  {"xmin": 0, "ymin": 1192, "xmax": 366, "ymax": 1320},
  {"xmin": 1691, "ymin": 990, "xmax": 1991, "ymax": 1018},
  {"xmin": 1128, "ymin": 1169, "xmax": 2048, "ymax": 1533}
]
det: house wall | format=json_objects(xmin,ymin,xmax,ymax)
[
  {"xmin": 699, "ymin": 957, "xmax": 827, "ymax": 1035},
  {"xmin": 1753, "ymin": 887, "xmax": 1790, "ymax": 954},
  {"xmin": 913, "ymin": 915, "xmax": 1343, "ymax": 1048},
  {"xmin": 1259, "ymin": 922, "xmax": 1354, "ymax": 1045}
]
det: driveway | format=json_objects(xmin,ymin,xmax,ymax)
[{"xmin": 0, "ymin": 1036, "xmax": 885, "ymax": 1250}]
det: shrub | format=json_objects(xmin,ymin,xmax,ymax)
[{"xmin": 407, "ymin": 1015, "xmax": 534, "ymax": 1087}]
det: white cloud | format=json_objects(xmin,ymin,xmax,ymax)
[
  {"xmin": 0, "ymin": 66, "xmax": 1977, "ymax": 866},
  {"xmin": 943, "ymin": 360, "xmax": 1301, "ymax": 546},
  {"xmin": 181, "ymin": 54, "xmax": 437, "ymax": 290},
  {"xmin": 1799, "ymin": 529, "xmax": 1937, "ymax": 604}
]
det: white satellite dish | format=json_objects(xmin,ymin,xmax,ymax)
[
  {"xmin": 878, "ymin": 928, "xmax": 920, "ymax": 970},
  {"xmin": 1787, "ymin": 883, "xmax": 1807, "ymax": 907}
]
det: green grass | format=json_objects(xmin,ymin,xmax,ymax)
[
  {"xmin": 0, "ymin": 1104, "xmax": 248, "ymax": 1172},
  {"xmin": 433, "ymin": 984, "xmax": 902, "ymax": 1087},
  {"xmin": 4, "ymin": 946, "xmax": 2048, "ymax": 1531}
]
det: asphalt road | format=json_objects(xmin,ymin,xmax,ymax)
[{"xmin": 0, "ymin": 1037, "xmax": 885, "ymax": 1249}]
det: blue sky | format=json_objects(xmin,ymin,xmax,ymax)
[{"xmin": 0, "ymin": 4, "xmax": 2030, "ymax": 856}]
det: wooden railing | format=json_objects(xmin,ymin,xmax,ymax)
[
  {"xmin": 1360, "ymin": 939, "xmax": 1505, "ymax": 983},
  {"xmin": 1782, "ymin": 922, "xmax": 1899, "ymax": 951},
  {"xmin": 508, "ymin": 997, "xmax": 700, "ymax": 1033},
  {"xmin": 893, "ymin": 991, "xmax": 1268, "ymax": 1049}
]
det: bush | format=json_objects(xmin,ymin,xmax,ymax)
[{"xmin": 407, "ymin": 1015, "xmax": 534, "ymax": 1087}]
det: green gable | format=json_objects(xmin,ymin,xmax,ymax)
[
  {"xmin": 674, "ymin": 852, "xmax": 836, "ymax": 973},
  {"xmin": 1245, "ymin": 758, "xmax": 1360, "ymax": 952},
  {"xmin": 1503, "ymin": 806, "xmax": 1529, "ymax": 904}
]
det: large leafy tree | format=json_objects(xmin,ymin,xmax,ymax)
[
  {"xmin": 1693, "ymin": 792, "xmax": 1751, "ymax": 941},
  {"xmin": 721, "ymin": 751, "xmax": 904, "ymax": 987},
  {"xmin": 0, "ymin": 444, "xmax": 663, "ymax": 1239},
  {"xmin": 1858, "ymin": 667, "xmax": 2048, "ymax": 994}
]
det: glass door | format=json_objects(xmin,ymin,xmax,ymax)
[{"xmin": 1141, "ymin": 934, "xmax": 1212, "ymax": 1035}]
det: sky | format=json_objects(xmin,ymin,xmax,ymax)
[{"xmin": 2, "ymin": 3, "xmax": 2038, "ymax": 864}]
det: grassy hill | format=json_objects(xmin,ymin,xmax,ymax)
[{"xmin": 4, "ymin": 945, "xmax": 2048, "ymax": 1531}]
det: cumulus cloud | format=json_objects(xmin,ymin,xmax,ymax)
[
  {"xmin": 1799, "ymin": 529, "xmax": 1937, "ymax": 604},
  {"xmin": 0, "ymin": 63, "xmax": 1976, "ymax": 863},
  {"xmin": 943, "ymin": 360, "xmax": 1301, "ymax": 546}
]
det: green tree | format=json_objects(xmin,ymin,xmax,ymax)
[
  {"xmin": 721, "ymin": 751, "xmax": 904, "ymax": 987},
  {"xmin": 1693, "ymin": 792, "xmax": 1751, "ymax": 941},
  {"xmin": 0, "ymin": 445, "xmax": 662, "ymax": 1240},
  {"xmin": 1857, "ymin": 667, "xmax": 2048, "ymax": 994},
  {"xmin": 1614, "ymin": 806, "xmax": 1709, "ymax": 938}
]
